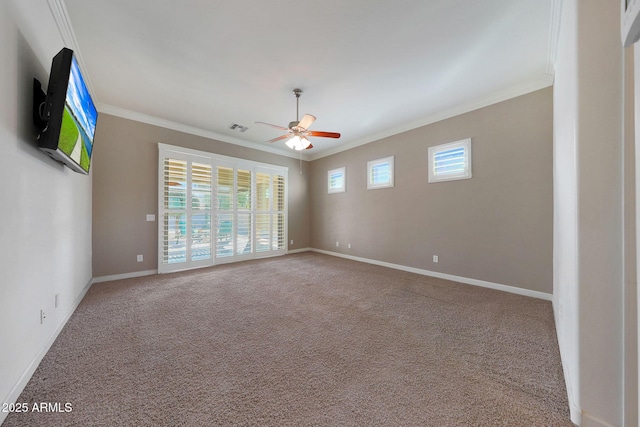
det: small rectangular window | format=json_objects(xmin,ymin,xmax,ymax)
[
  {"xmin": 367, "ymin": 156, "xmax": 394, "ymax": 189},
  {"xmin": 428, "ymin": 138, "xmax": 472, "ymax": 183},
  {"xmin": 328, "ymin": 167, "xmax": 346, "ymax": 193}
]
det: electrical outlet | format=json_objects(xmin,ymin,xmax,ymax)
[
  {"xmin": 348, "ymin": 243, "xmax": 351, "ymax": 249},
  {"xmin": 137, "ymin": 254, "xmax": 143, "ymax": 262},
  {"xmin": 55, "ymin": 294, "xmax": 59, "ymax": 308},
  {"xmin": 433, "ymin": 255, "xmax": 439, "ymax": 263},
  {"xmin": 336, "ymin": 241, "xmax": 339, "ymax": 247},
  {"xmin": 290, "ymin": 240, "xmax": 294, "ymax": 245},
  {"xmin": 40, "ymin": 309, "xmax": 46, "ymax": 324}
]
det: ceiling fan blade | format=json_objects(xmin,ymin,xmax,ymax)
[
  {"xmin": 307, "ymin": 130, "xmax": 341, "ymax": 139},
  {"xmin": 297, "ymin": 114, "xmax": 316, "ymax": 130},
  {"xmin": 255, "ymin": 121, "xmax": 289, "ymax": 131},
  {"xmin": 267, "ymin": 134, "xmax": 290, "ymax": 143},
  {"xmin": 306, "ymin": 143, "xmax": 314, "ymax": 150}
]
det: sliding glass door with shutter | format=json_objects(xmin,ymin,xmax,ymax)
[
  {"xmin": 159, "ymin": 144, "xmax": 287, "ymax": 273},
  {"xmin": 159, "ymin": 152, "xmax": 213, "ymax": 273},
  {"xmin": 215, "ymin": 165, "xmax": 287, "ymax": 264},
  {"xmin": 255, "ymin": 170, "xmax": 286, "ymax": 254},
  {"xmin": 214, "ymin": 163, "xmax": 256, "ymax": 263}
]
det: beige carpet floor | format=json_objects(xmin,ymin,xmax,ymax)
[{"xmin": 3, "ymin": 252, "xmax": 573, "ymax": 426}]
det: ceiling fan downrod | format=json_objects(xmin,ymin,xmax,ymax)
[{"xmin": 293, "ymin": 88, "xmax": 302, "ymax": 124}]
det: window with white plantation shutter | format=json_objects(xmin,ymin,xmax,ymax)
[
  {"xmin": 328, "ymin": 167, "xmax": 346, "ymax": 193},
  {"xmin": 428, "ymin": 138, "xmax": 472, "ymax": 183},
  {"xmin": 159, "ymin": 144, "xmax": 287, "ymax": 273},
  {"xmin": 367, "ymin": 156, "xmax": 394, "ymax": 189}
]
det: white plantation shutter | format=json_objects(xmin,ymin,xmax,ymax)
[
  {"xmin": 272, "ymin": 174, "xmax": 286, "ymax": 250},
  {"xmin": 214, "ymin": 166, "xmax": 287, "ymax": 263},
  {"xmin": 161, "ymin": 158, "xmax": 188, "ymax": 265},
  {"xmin": 159, "ymin": 153, "xmax": 214, "ymax": 273},
  {"xmin": 433, "ymin": 147, "xmax": 465, "ymax": 175},
  {"xmin": 255, "ymin": 172, "xmax": 271, "ymax": 253},
  {"xmin": 428, "ymin": 138, "xmax": 472, "ymax": 183},
  {"xmin": 236, "ymin": 169, "xmax": 252, "ymax": 255},
  {"xmin": 190, "ymin": 162, "xmax": 212, "ymax": 262},
  {"xmin": 215, "ymin": 165, "xmax": 234, "ymax": 259},
  {"xmin": 367, "ymin": 156, "xmax": 394, "ymax": 189},
  {"xmin": 328, "ymin": 167, "xmax": 345, "ymax": 193},
  {"xmin": 253, "ymin": 171, "xmax": 287, "ymax": 253},
  {"xmin": 371, "ymin": 164, "xmax": 389, "ymax": 183},
  {"xmin": 159, "ymin": 144, "xmax": 287, "ymax": 272}
]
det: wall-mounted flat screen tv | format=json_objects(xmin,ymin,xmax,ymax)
[{"xmin": 34, "ymin": 47, "xmax": 98, "ymax": 175}]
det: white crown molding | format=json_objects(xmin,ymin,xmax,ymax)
[
  {"xmin": 47, "ymin": 0, "xmax": 97, "ymax": 97},
  {"xmin": 96, "ymin": 103, "xmax": 311, "ymax": 161},
  {"xmin": 46, "ymin": 0, "xmax": 75, "ymax": 49},
  {"xmin": 546, "ymin": 0, "xmax": 563, "ymax": 78},
  {"xmin": 308, "ymin": 75, "xmax": 554, "ymax": 161}
]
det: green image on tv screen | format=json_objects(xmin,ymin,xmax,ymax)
[{"xmin": 58, "ymin": 55, "xmax": 97, "ymax": 173}]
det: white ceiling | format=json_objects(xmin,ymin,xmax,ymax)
[{"xmin": 61, "ymin": 0, "xmax": 558, "ymax": 160}]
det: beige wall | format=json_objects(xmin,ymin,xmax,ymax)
[
  {"xmin": 92, "ymin": 114, "xmax": 310, "ymax": 277},
  {"xmin": 309, "ymin": 87, "xmax": 553, "ymax": 294}
]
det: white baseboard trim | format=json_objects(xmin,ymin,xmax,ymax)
[
  {"xmin": 0, "ymin": 277, "xmax": 93, "ymax": 425},
  {"xmin": 287, "ymin": 247, "xmax": 311, "ymax": 254},
  {"xmin": 311, "ymin": 248, "xmax": 553, "ymax": 301},
  {"xmin": 581, "ymin": 412, "xmax": 617, "ymax": 427},
  {"xmin": 91, "ymin": 253, "xmax": 315, "ymax": 283},
  {"xmin": 91, "ymin": 269, "xmax": 158, "ymax": 284}
]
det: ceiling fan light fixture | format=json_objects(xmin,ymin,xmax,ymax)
[
  {"xmin": 299, "ymin": 136, "xmax": 311, "ymax": 150},
  {"xmin": 286, "ymin": 135, "xmax": 311, "ymax": 151},
  {"xmin": 285, "ymin": 135, "xmax": 299, "ymax": 150}
]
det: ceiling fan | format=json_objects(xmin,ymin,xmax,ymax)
[{"xmin": 256, "ymin": 88, "xmax": 340, "ymax": 150}]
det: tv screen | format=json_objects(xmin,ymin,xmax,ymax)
[{"xmin": 35, "ymin": 48, "xmax": 98, "ymax": 175}]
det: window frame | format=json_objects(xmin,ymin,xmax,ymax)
[
  {"xmin": 428, "ymin": 138, "xmax": 472, "ymax": 183},
  {"xmin": 327, "ymin": 167, "xmax": 346, "ymax": 194},
  {"xmin": 367, "ymin": 156, "xmax": 394, "ymax": 190}
]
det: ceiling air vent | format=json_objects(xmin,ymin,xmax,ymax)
[{"xmin": 229, "ymin": 123, "xmax": 249, "ymax": 132}]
